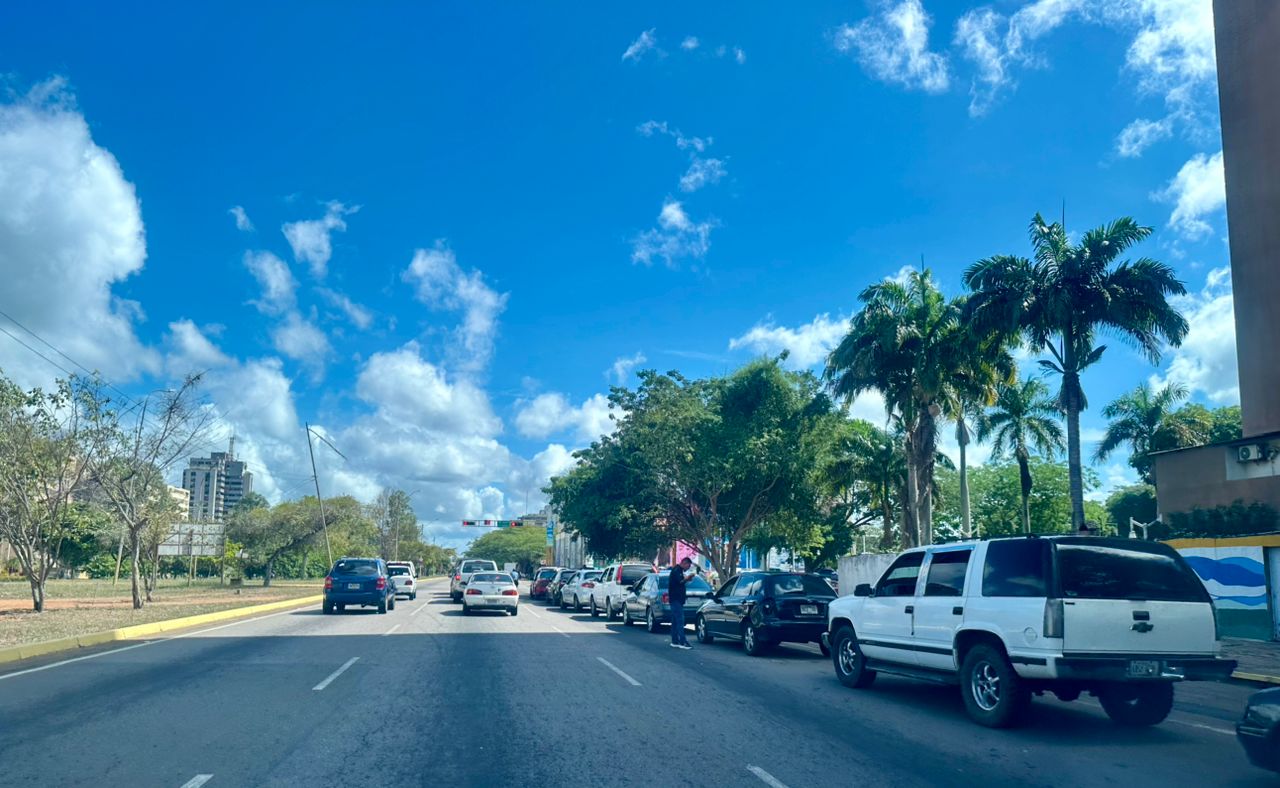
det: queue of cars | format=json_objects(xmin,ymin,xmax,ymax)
[{"xmin": 322, "ymin": 558, "xmax": 418, "ymax": 614}]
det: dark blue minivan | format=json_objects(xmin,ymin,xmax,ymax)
[{"xmin": 323, "ymin": 557, "xmax": 396, "ymax": 614}]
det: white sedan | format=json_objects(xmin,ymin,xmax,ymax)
[{"xmin": 462, "ymin": 572, "xmax": 520, "ymax": 616}]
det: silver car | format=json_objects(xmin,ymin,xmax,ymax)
[
  {"xmin": 560, "ymin": 569, "xmax": 603, "ymax": 611},
  {"xmin": 621, "ymin": 571, "xmax": 713, "ymax": 633}
]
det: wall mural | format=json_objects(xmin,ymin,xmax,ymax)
[{"xmin": 1177, "ymin": 546, "xmax": 1271, "ymax": 640}]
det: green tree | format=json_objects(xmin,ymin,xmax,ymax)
[
  {"xmin": 1104, "ymin": 484, "xmax": 1158, "ymax": 535},
  {"xmin": 977, "ymin": 377, "xmax": 1065, "ymax": 534},
  {"xmin": 964, "ymin": 215, "xmax": 1188, "ymax": 530},
  {"xmin": 465, "ymin": 526, "xmax": 547, "ymax": 573},
  {"xmin": 935, "ymin": 460, "xmax": 1102, "ymax": 538},
  {"xmin": 1096, "ymin": 382, "xmax": 1201, "ymax": 484}
]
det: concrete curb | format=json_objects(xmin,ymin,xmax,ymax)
[
  {"xmin": 1233, "ymin": 670, "xmax": 1280, "ymax": 686},
  {"xmin": 0, "ymin": 593, "xmax": 322, "ymax": 667}
]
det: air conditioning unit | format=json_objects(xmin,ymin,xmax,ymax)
[{"xmin": 1237, "ymin": 444, "xmax": 1268, "ymax": 463}]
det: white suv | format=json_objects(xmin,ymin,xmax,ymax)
[
  {"xmin": 450, "ymin": 559, "xmax": 499, "ymax": 602},
  {"xmin": 590, "ymin": 562, "xmax": 654, "ymax": 620},
  {"xmin": 825, "ymin": 536, "xmax": 1236, "ymax": 728}
]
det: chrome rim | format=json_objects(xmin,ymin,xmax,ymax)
[
  {"xmin": 647, "ymin": 609, "xmax": 655, "ymax": 628},
  {"xmin": 971, "ymin": 661, "xmax": 1001, "ymax": 711},
  {"xmin": 697, "ymin": 618, "xmax": 706, "ymax": 639},
  {"xmin": 745, "ymin": 625, "xmax": 756, "ymax": 651},
  {"xmin": 838, "ymin": 637, "xmax": 858, "ymax": 675}
]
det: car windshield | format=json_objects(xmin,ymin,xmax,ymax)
[
  {"xmin": 769, "ymin": 575, "xmax": 836, "ymax": 597},
  {"xmin": 1054, "ymin": 541, "xmax": 1210, "ymax": 603},
  {"xmin": 332, "ymin": 560, "xmax": 378, "ymax": 576},
  {"xmin": 471, "ymin": 573, "xmax": 513, "ymax": 584}
]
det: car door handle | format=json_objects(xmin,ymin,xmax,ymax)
[
  {"xmin": 952, "ymin": 606, "xmax": 963, "ymax": 616},
  {"xmin": 904, "ymin": 605, "xmax": 914, "ymax": 614}
]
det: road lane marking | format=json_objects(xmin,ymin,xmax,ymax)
[
  {"xmin": 523, "ymin": 606, "xmax": 542, "ymax": 619},
  {"xmin": 410, "ymin": 600, "xmax": 434, "ymax": 616},
  {"xmin": 552, "ymin": 627, "xmax": 571, "ymax": 639},
  {"xmin": 0, "ymin": 606, "xmax": 308, "ymax": 683},
  {"xmin": 312, "ymin": 657, "xmax": 359, "ymax": 691},
  {"xmin": 1169, "ymin": 719, "xmax": 1232, "ymax": 736},
  {"xmin": 179, "ymin": 775, "xmax": 214, "ymax": 788},
  {"xmin": 747, "ymin": 765, "xmax": 790, "ymax": 788},
  {"xmin": 384, "ymin": 624, "xmax": 401, "ymax": 636},
  {"xmin": 596, "ymin": 656, "xmax": 641, "ymax": 686}
]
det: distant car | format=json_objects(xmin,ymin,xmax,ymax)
[
  {"xmin": 590, "ymin": 562, "xmax": 656, "ymax": 620},
  {"xmin": 451, "ymin": 559, "xmax": 499, "ymax": 602},
  {"xmin": 813, "ymin": 568, "xmax": 839, "ymax": 593},
  {"xmin": 463, "ymin": 572, "xmax": 520, "ymax": 616},
  {"xmin": 561, "ymin": 569, "xmax": 602, "ymax": 611},
  {"xmin": 621, "ymin": 571, "xmax": 713, "ymax": 633},
  {"xmin": 387, "ymin": 560, "xmax": 417, "ymax": 578},
  {"xmin": 387, "ymin": 564, "xmax": 417, "ymax": 600},
  {"xmin": 530, "ymin": 567, "xmax": 562, "ymax": 601},
  {"xmin": 696, "ymin": 572, "xmax": 834, "ymax": 656},
  {"xmin": 545, "ymin": 569, "xmax": 576, "ymax": 607},
  {"xmin": 1237, "ymin": 687, "xmax": 1280, "ymax": 772},
  {"xmin": 323, "ymin": 557, "xmax": 396, "ymax": 614}
]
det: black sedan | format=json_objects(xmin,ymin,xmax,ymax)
[
  {"xmin": 1238, "ymin": 687, "xmax": 1280, "ymax": 772},
  {"xmin": 695, "ymin": 572, "xmax": 835, "ymax": 656}
]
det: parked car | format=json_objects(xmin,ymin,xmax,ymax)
[
  {"xmin": 323, "ymin": 557, "xmax": 396, "ymax": 614},
  {"xmin": 825, "ymin": 536, "xmax": 1237, "ymax": 728},
  {"xmin": 561, "ymin": 569, "xmax": 602, "ymax": 611},
  {"xmin": 386, "ymin": 564, "xmax": 417, "ymax": 600},
  {"xmin": 695, "ymin": 572, "xmax": 835, "ymax": 655},
  {"xmin": 462, "ymin": 571, "xmax": 520, "ymax": 616},
  {"xmin": 546, "ymin": 569, "xmax": 576, "ymax": 607},
  {"xmin": 622, "ymin": 571, "xmax": 714, "ymax": 633},
  {"xmin": 1237, "ymin": 687, "xmax": 1280, "ymax": 773},
  {"xmin": 813, "ymin": 568, "xmax": 839, "ymax": 594},
  {"xmin": 450, "ymin": 559, "xmax": 499, "ymax": 602},
  {"xmin": 590, "ymin": 562, "xmax": 655, "ymax": 620},
  {"xmin": 530, "ymin": 566, "xmax": 562, "ymax": 601}
]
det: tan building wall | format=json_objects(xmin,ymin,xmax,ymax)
[{"xmin": 1153, "ymin": 440, "xmax": 1280, "ymax": 516}]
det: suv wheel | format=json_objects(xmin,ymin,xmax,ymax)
[
  {"xmin": 589, "ymin": 597, "xmax": 599, "ymax": 618},
  {"xmin": 322, "ymin": 601, "xmax": 333, "ymax": 615},
  {"xmin": 1097, "ymin": 682, "xmax": 1174, "ymax": 727},
  {"xmin": 832, "ymin": 626, "xmax": 875, "ymax": 688},
  {"xmin": 378, "ymin": 598, "xmax": 388, "ymax": 614},
  {"xmin": 960, "ymin": 643, "xmax": 1029, "ymax": 728},
  {"xmin": 451, "ymin": 592, "xmax": 461, "ymax": 603},
  {"xmin": 606, "ymin": 598, "xmax": 618, "ymax": 621},
  {"xmin": 646, "ymin": 607, "xmax": 661, "ymax": 633},
  {"xmin": 696, "ymin": 615, "xmax": 715, "ymax": 644},
  {"xmin": 743, "ymin": 622, "xmax": 770, "ymax": 656},
  {"xmin": 574, "ymin": 595, "xmax": 583, "ymax": 613},
  {"xmin": 622, "ymin": 604, "xmax": 634, "ymax": 626}
]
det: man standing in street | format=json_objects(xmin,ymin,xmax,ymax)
[{"xmin": 668, "ymin": 557, "xmax": 693, "ymax": 649}]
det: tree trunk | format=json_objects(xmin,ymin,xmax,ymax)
[
  {"xmin": 903, "ymin": 457, "xmax": 920, "ymax": 548},
  {"xmin": 914, "ymin": 408, "xmax": 939, "ymax": 546},
  {"xmin": 1018, "ymin": 450, "xmax": 1033, "ymax": 534},
  {"xmin": 880, "ymin": 497, "xmax": 894, "ymax": 551},
  {"xmin": 263, "ymin": 558, "xmax": 274, "ymax": 587},
  {"xmin": 130, "ymin": 533, "xmax": 144, "ymax": 609},
  {"xmin": 958, "ymin": 416, "xmax": 972, "ymax": 539},
  {"xmin": 29, "ymin": 574, "xmax": 44, "ymax": 612},
  {"xmin": 1063, "ymin": 369, "xmax": 1086, "ymax": 531}
]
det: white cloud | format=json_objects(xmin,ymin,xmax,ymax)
[
  {"xmin": 243, "ymin": 251, "xmax": 297, "ymax": 315},
  {"xmin": 165, "ymin": 319, "xmax": 232, "ymax": 374},
  {"xmin": 1153, "ymin": 150, "xmax": 1224, "ymax": 239},
  {"xmin": 622, "ymin": 28, "xmax": 658, "ymax": 62},
  {"xmin": 679, "ymin": 157, "xmax": 727, "ymax": 192},
  {"xmin": 833, "ymin": 0, "xmax": 951, "ymax": 94},
  {"xmin": 607, "ymin": 352, "xmax": 646, "ymax": 385},
  {"xmin": 729, "ymin": 313, "xmax": 851, "ymax": 369},
  {"xmin": 355, "ymin": 342, "xmax": 501, "ymax": 437},
  {"xmin": 734, "ymin": 47, "xmax": 747, "ymax": 65},
  {"xmin": 229, "ymin": 205, "xmax": 254, "ymax": 232},
  {"xmin": 1089, "ymin": 462, "xmax": 1138, "ymax": 502},
  {"xmin": 0, "ymin": 78, "xmax": 159, "ymax": 389},
  {"xmin": 631, "ymin": 199, "xmax": 714, "ymax": 267},
  {"xmin": 282, "ymin": 201, "xmax": 357, "ymax": 278},
  {"xmin": 1115, "ymin": 116, "xmax": 1174, "ymax": 157},
  {"xmin": 402, "ymin": 241, "xmax": 509, "ymax": 371},
  {"xmin": 681, "ymin": 36, "xmax": 700, "ymax": 50},
  {"xmin": 1152, "ymin": 265, "xmax": 1238, "ymax": 405},
  {"xmin": 317, "ymin": 287, "xmax": 373, "ymax": 330},
  {"xmin": 514, "ymin": 392, "xmax": 615, "ymax": 443},
  {"xmin": 270, "ymin": 311, "xmax": 331, "ymax": 372}
]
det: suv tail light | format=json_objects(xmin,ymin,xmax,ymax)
[
  {"xmin": 1043, "ymin": 598, "xmax": 1064, "ymax": 639},
  {"xmin": 466, "ymin": 588, "xmax": 482, "ymax": 595},
  {"xmin": 454, "ymin": 574, "xmax": 462, "ymax": 581},
  {"xmin": 376, "ymin": 577, "xmax": 387, "ymax": 590},
  {"xmin": 661, "ymin": 592, "xmax": 669, "ymax": 604},
  {"xmin": 501, "ymin": 589, "xmax": 518, "ymax": 596},
  {"xmin": 324, "ymin": 576, "xmax": 333, "ymax": 591},
  {"xmin": 582, "ymin": 581, "xmax": 595, "ymax": 589},
  {"xmin": 616, "ymin": 567, "xmax": 623, "ymax": 583}
]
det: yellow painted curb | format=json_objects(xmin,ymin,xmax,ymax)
[
  {"xmin": 1233, "ymin": 670, "xmax": 1280, "ymax": 685},
  {"xmin": 0, "ymin": 593, "xmax": 321, "ymax": 668}
]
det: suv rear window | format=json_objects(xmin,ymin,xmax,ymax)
[
  {"xmin": 768, "ymin": 575, "xmax": 835, "ymax": 597},
  {"xmin": 462, "ymin": 560, "xmax": 497, "ymax": 573},
  {"xmin": 388, "ymin": 566, "xmax": 410, "ymax": 576},
  {"xmin": 620, "ymin": 564, "xmax": 652, "ymax": 585},
  {"xmin": 536, "ymin": 568, "xmax": 558, "ymax": 580},
  {"xmin": 333, "ymin": 560, "xmax": 378, "ymax": 576},
  {"xmin": 982, "ymin": 540, "xmax": 1048, "ymax": 597},
  {"xmin": 1054, "ymin": 540, "xmax": 1209, "ymax": 603}
]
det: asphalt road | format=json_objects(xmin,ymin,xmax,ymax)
[{"xmin": 0, "ymin": 578, "xmax": 1267, "ymax": 787}]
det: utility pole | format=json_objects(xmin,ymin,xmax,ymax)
[{"xmin": 305, "ymin": 423, "xmax": 335, "ymax": 567}]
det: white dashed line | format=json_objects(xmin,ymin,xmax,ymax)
[
  {"xmin": 523, "ymin": 606, "xmax": 543, "ymax": 619},
  {"xmin": 596, "ymin": 656, "xmax": 641, "ymax": 686},
  {"xmin": 552, "ymin": 627, "xmax": 571, "ymax": 639},
  {"xmin": 312, "ymin": 657, "xmax": 359, "ymax": 691},
  {"xmin": 179, "ymin": 775, "xmax": 214, "ymax": 788},
  {"xmin": 747, "ymin": 765, "xmax": 790, "ymax": 788},
  {"xmin": 384, "ymin": 624, "xmax": 401, "ymax": 636},
  {"xmin": 1169, "ymin": 719, "xmax": 1233, "ymax": 736}
]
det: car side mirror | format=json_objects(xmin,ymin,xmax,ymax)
[{"xmin": 854, "ymin": 583, "xmax": 873, "ymax": 597}]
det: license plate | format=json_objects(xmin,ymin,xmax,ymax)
[
  {"xmin": 347, "ymin": 583, "xmax": 361, "ymax": 590},
  {"xmin": 800, "ymin": 604, "xmax": 819, "ymax": 616},
  {"xmin": 1127, "ymin": 659, "xmax": 1159, "ymax": 677}
]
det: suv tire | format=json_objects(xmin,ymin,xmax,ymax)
[
  {"xmin": 646, "ymin": 607, "xmax": 662, "ymax": 633},
  {"xmin": 960, "ymin": 643, "xmax": 1029, "ymax": 728},
  {"xmin": 322, "ymin": 601, "xmax": 333, "ymax": 615},
  {"xmin": 1097, "ymin": 682, "xmax": 1174, "ymax": 727},
  {"xmin": 378, "ymin": 598, "xmax": 388, "ymax": 614},
  {"xmin": 696, "ymin": 614, "xmax": 715, "ymax": 644},
  {"xmin": 832, "ymin": 626, "xmax": 875, "ymax": 688},
  {"xmin": 388, "ymin": 596, "xmax": 396, "ymax": 611},
  {"xmin": 574, "ymin": 595, "xmax": 583, "ymax": 613},
  {"xmin": 606, "ymin": 598, "xmax": 618, "ymax": 621},
  {"xmin": 589, "ymin": 597, "xmax": 599, "ymax": 618},
  {"xmin": 451, "ymin": 592, "xmax": 461, "ymax": 603},
  {"xmin": 622, "ymin": 605, "xmax": 634, "ymax": 626}
]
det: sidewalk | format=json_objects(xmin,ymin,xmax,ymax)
[{"xmin": 1221, "ymin": 637, "xmax": 1280, "ymax": 684}]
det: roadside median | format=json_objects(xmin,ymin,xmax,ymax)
[{"xmin": 0, "ymin": 593, "xmax": 321, "ymax": 667}]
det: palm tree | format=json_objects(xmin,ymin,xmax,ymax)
[
  {"xmin": 978, "ymin": 377, "xmax": 1065, "ymax": 534},
  {"xmin": 945, "ymin": 337, "xmax": 1015, "ymax": 538},
  {"xmin": 826, "ymin": 269, "xmax": 985, "ymax": 546},
  {"xmin": 963, "ymin": 215, "xmax": 1188, "ymax": 530},
  {"xmin": 1096, "ymin": 382, "xmax": 1203, "ymax": 484}
]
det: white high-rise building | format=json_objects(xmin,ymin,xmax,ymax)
[{"xmin": 181, "ymin": 439, "xmax": 253, "ymax": 522}]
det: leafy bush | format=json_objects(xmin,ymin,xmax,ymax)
[{"xmin": 1157, "ymin": 500, "xmax": 1278, "ymax": 539}]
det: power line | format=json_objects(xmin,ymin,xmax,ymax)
[{"xmin": 0, "ymin": 308, "xmax": 141, "ymax": 408}]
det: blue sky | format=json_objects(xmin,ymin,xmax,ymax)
[{"xmin": 0, "ymin": 1, "xmax": 1233, "ymax": 547}]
